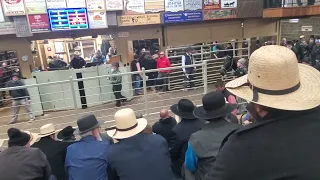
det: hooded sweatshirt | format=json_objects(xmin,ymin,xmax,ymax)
[
  {"xmin": 6, "ymin": 80, "xmax": 30, "ymax": 100},
  {"xmin": 157, "ymin": 56, "xmax": 171, "ymax": 73}
]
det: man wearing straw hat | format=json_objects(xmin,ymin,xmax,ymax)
[
  {"xmin": 204, "ymin": 45, "xmax": 320, "ymax": 179},
  {"xmin": 106, "ymin": 108, "xmax": 174, "ymax": 180},
  {"xmin": 70, "ymin": 51, "xmax": 86, "ymax": 69}
]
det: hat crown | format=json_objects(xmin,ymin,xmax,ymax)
[
  {"xmin": 248, "ymin": 45, "xmax": 300, "ymax": 91},
  {"xmin": 177, "ymin": 99, "xmax": 195, "ymax": 112},
  {"xmin": 114, "ymin": 108, "xmax": 138, "ymax": 130},
  {"xmin": 40, "ymin": 124, "xmax": 56, "ymax": 135},
  {"xmin": 203, "ymin": 92, "xmax": 226, "ymax": 111},
  {"xmin": 77, "ymin": 114, "xmax": 99, "ymax": 132}
]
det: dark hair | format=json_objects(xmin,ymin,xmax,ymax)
[
  {"xmin": 134, "ymin": 54, "xmax": 139, "ymax": 60},
  {"xmin": 287, "ymin": 41, "xmax": 293, "ymax": 46},
  {"xmin": 215, "ymin": 80, "xmax": 225, "ymax": 88}
]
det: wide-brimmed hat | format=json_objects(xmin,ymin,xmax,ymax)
[
  {"xmin": 38, "ymin": 124, "xmax": 60, "ymax": 138},
  {"xmin": 194, "ymin": 92, "xmax": 237, "ymax": 120},
  {"xmin": 57, "ymin": 126, "xmax": 75, "ymax": 140},
  {"xmin": 74, "ymin": 114, "xmax": 104, "ymax": 135},
  {"xmin": 24, "ymin": 131, "xmax": 39, "ymax": 145},
  {"xmin": 170, "ymin": 99, "xmax": 196, "ymax": 119},
  {"xmin": 74, "ymin": 51, "xmax": 81, "ymax": 56},
  {"xmin": 300, "ymin": 35, "xmax": 305, "ymax": 39},
  {"xmin": 107, "ymin": 108, "xmax": 147, "ymax": 139},
  {"xmin": 226, "ymin": 45, "xmax": 320, "ymax": 110}
]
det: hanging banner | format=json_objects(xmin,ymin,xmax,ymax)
[
  {"xmin": 163, "ymin": 11, "xmax": 202, "ymax": 23},
  {"xmin": 184, "ymin": 0, "xmax": 202, "ymax": 11},
  {"xmin": 124, "ymin": 0, "xmax": 145, "ymax": 14},
  {"xmin": 118, "ymin": 13, "xmax": 161, "ymax": 26},
  {"xmin": 203, "ymin": 9, "xmax": 237, "ymax": 20},
  {"xmin": 221, "ymin": 0, "xmax": 237, "ymax": 8},
  {"xmin": 13, "ymin": 16, "xmax": 33, "ymax": 37},
  {"xmin": 0, "ymin": 22, "xmax": 16, "ymax": 35},
  {"xmin": 88, "ymin": 11, "xmax": 108, "ymax": 28},
  {"xmin": 165, "ymin": 0, "xmax": 183, "ymax": 12},
  {"xmin": 106, "ymin": 0, "xmax": 123, "ymax": 10},
  {"xmin": 24, "ymin": 0, "xmax": 47, "ymax": 14},
  {"xmin": 66, "ymin": 0, "xmax": 86, "ymax": 8},
  {"xmin": 0, "ymin": 3, "xmax": 5, "ymax": 22},
  {"xmin": 28, "ymin": 14, "xmax": 50, "ymax": 32},
  {"xmin": 145, "ymin": 0, "xmax": 164, "ymax": 12},
  {"xmin": 86, "ymin": 0, "xmax": 105, "ymax": 11},
  {"xmin": 203, "ymin": 0, "xmax": 220, "ymax": 9},
  {"xmin": 46, "ymin": 0, "xmax": 67, "ymax": 9},
  {"xmin": 2, "ymin": 0, "xmax": 26, "ymax": 16}
]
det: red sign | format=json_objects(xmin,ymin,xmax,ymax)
[{"xmin": 28, "ymin": 14, "xmax": 50, "ymax": 32}]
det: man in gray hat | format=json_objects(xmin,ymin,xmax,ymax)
[
  {"xmin": 110, "ymin": 62, "xmax": 127, "ymax": 107},
  {"xmin": 182, "ymin": 46, "xmax": 196, "ymax": 91}
]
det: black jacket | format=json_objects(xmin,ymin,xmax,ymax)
[
  {"xmin": 32, "ymin": 137, "xmax": 72, "ymax": 180},
  {"xmin": 170, "ymin": 118, "xmax": 205, "ymax": 174},
  {"xmin": 204, "ymin": 109, "xmax": 320, "ymax": 180},
  {"xmin": 6, "ymin": 80, "xmax": 30, "ymax": 100},
  {"xmin": 70, "ymin": 57, "xmax": 86, "ymax": 69},
  {"xmin": 152, "ymin": 116, "xmax": 177, "ymax": 146}
]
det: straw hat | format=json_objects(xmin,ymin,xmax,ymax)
[
  {"xmin": 226, "ymin": 45, "xmax": 320, "ymax": 110},
  {"xmin": 107, "ymin": 108, "xmax": 147, "ymax": 139},
  {"xmin": 0, "ymin": 139, "xmax": 4, "ymax": 147},
  {"xmin": 24, "ymin": 131, "xmax": 39, "ymax": 145},
  {"xmin": 38, "ymin": 124, "xmax": 60, "ymax": 137},
  {"xmin": 300, "ymin": 35, "xmax": 305, "ymax": 39}
]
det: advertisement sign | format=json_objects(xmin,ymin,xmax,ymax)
[
  {"xmin": 106, "ymin": 0, "xmax": 123, "ymax": 10},
  {"xmin": 203, "ymin": 9, "xmax": 237, "ymax": 20},
  {"xmin": 163, "ymin": 11, "xmax": 202, "ymax": 23},
  {"xmin": 165, "ymin": 0, "xmax": 184, "ymax": 12},
  {"xmin": 118, "ymin": 13, "xmax": 161, "ymax": 26},
  {"xmin": 66, "ymin": 0, "xmax": 86, "ymax": 8},
  {"xmin": 145, "ymin": 0, "xmax": 164, "ymax": 12},
  {"xmin": 2, "ymin": 0, "xmax": 25, "ymax": 16},
  {"xmin": 86, "ymin": 0, "xmax": 105, "ymax": 11},
  {"xmin": 124, "ymin": 0, "xmax": 145, "ymax": 14},
  {"xmin": 88, "ymin": 11, "xmax": 107, "ymax": 28},
  {"xmin": 203, "ymin": 0, "xmax": 220, "ymax": 9},
  {"xmin": 28, "ymin": 14, "xmax": 50, "ymax": 32},
  {"xmin": 0, "ymin": 22, "xmax": 15, "ymax": 35},
  {"xmin": 24, "ymin": 0, "xmax": 47, "ymax": 14},
  {"xmin": 48, "ymin": 8, "xmax": 89, "ymax": 31},
  {"xmin": 184, "ymin": 0, "xmax": 202, "ymax": 11},
  {"xmin": 46, "ymin": 0, "xmax": 67, "ymax": 9},
  {"xmin": 0, "ymin": 3, "xmax": 5, "ymax": 22},
  {"xmin": 13, "ymin": 16, "xmax": 33, "ymax": 37},
  {"xmin": 221, "ymin": 0, "xmax": 237, "ymax": 8}
]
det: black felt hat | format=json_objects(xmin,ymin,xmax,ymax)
[
  {"xmin": 170, "ymin": 99, "xmax": 196, "ymax": 119},
  {"xmin": 7, "ymin": 128, "xmax": 30, "ymax": 147},
  {"xmin": 57, "ymin": 126, "xmax": 76, "ymax": 140}
]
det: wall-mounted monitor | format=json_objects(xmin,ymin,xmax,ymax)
[{"xmin": 47, "ymin": 8, "xmax": 89, "ymax": 31}]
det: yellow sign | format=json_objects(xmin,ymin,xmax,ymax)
[{"xmin": 117, "ymin": 14, "xmax": 161, "ymax": 26}]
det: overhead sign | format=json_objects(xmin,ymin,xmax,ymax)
[
  {"xmin": 203, "ymin": 0, "xmax": 220, "ymax": 9},
  {"xmin": 301, "ymin": 25, "xmax": 313, "ymax": 32},
  {"xmin": 2, "ymin": 0, "xmax": 25, "ymax": 16},
  {"xmin": 106, "ymin": 0, "xmax": 123, "ymax": 10},
  {"xmin": 118, "ymin": 13, "xmax": 161, "ymax": 26},
  {"xmin": 184, "ymin": 0, "xmax": 202, "ymax": 11},
  {"xmin": 88, "ymin": 11, "xmax": 108, "ymax": 28},
  {"xmin": 0, "ymin": 3, "xmax": 4, "ymax": 22},
  {"xmin": 0, "ymin": 22, "xmax": 16, "ymax": 35},
  {"xmin": 125, "ymin": 0, "xmax": 145, "ymax": 14},
  {"xmin": 118, "ymin": 31, "xmax": 129, "ymax": 38},
  {"xmin": 46, "ymin": 0, "xmax": 67, "ymax": 9},
  {"xmin": 203, "ymin": 9, "xmax": 237, "ymax": 20},
  {"xmin": 163, "ymin": 11, "xmax": 203, "ymax": 23},
  {"xmin": 24, "ymin": 0, "xmax": 47, "ymax": 14},
  {"xmin": 48, "ymin": 8, "xmax": 89, "ymax": 31},
  {"xmin": 165, "ymin": 0, "xmax": 184, "ymax": 12},
  {"xmin": 28, "ymin": 14, "xmax": 50, "ymax": 32},
  {"xmin": 66, "ymin": 0, "xmax": 86, "ymax": 8},
  {"xmin": 13, "ymin": 16, "xmax": 33, "ymax": 37},
  {"xmin": 86, "ymin": 0, "xmax": 105, "ymax": 11},
  {"xmin": 221, "ymin": 0, "xmax": 237, "ymax": 8},
  {"xmin": 145, "ymin": 0, "xmax": 165, "ymax": 12}
]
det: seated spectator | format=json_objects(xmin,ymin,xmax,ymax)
[
  {"xmin": 57, "ymin": 126, "xmax": 76, "ymax": 142},
  {"xmin": 66, "ymin": 114, "xmax": 109, "ymax": 180},
  {"xmin": 152, "ymin": 109, "xmax": 177, "ymax": 145},
  {"xmin": 70, "ymin": 51, "xmax": 86, "ymax": 69},
  {"xmin": 32, "ymin": 123, "xmax": 71, "ymax": 180},
  {"xmin": 0, "ymin": 128, "xmax": 51, "ymax": 180},
  {"xmin": 107, "ymin": 108, "xmax": 174, "ymax": 180},
  {"xmin": 183, "ymin": 92, "xmax": 240, "ymax": 180},
  {"xmin": 142, "ymin": 124, "xmax": 153, "ymax": 134},
  {"xmin": 48, "ymin": 54, "xmax": 67, "ymax": 71},
  {"xmin": 170, "ymin": 99, "xmax": 205, "ymax": 177},
  {"xmin": 215, "ymin": 80, "xmax": 237, "ymax": 115}
]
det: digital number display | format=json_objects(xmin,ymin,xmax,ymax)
[{"xmin": 47, "ymin": 8, "xmax": 89, "ymax": 31}]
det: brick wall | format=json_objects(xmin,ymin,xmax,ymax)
[{"xmin": 281, "ymin": 16, "xmax": 320, "ymax": 40}]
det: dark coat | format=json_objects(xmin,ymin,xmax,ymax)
[
  {"xmin": 204, "ymin": 109, "xmax": 320, "ymax": 180},
  {"xmin": 32, "ymin": 137, "xmax": 72, "ymax": 180},
  {"xmin": 0, "ymin": 146, "xmax": 51, "ymax": 180},
  {"xmin": 70, "ymin": 57, "xmax": 86, "ymax": 69},
  {"xmin": 107, "ymin": 133, "xmax": 174, "ymax": 180},
  {"xmin": 170, "ymin": 118, "xmax": 205, "ymax": 174},
  {"xmin": 152, "ymin": 116, "xmax": 177, "ymax": 146}
]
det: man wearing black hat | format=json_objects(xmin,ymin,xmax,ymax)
[
  {"xmin": 183, "ymin": 92, "xmax": 240, "ymax": 180},
  {"xmin": 182, "ymin": 47, "xmax": 196, "ymax": 90},
  {"xmin": 57, "ymin": 126, "xmax": 76, "ymax": 142},
  {"xmin": 110, "ymin": 62, "xmax": 127, "ymax": 107},
  {"xmin": 65, "ymin": 114, "xmax": 109, "ymax": 180},
  {"xmin": 170, "ymin": 99, "xmax": 205, "ymax": 177},
  {"xmin": 6, "ymin": 73, "xmax": 35, "ymax": 124}
]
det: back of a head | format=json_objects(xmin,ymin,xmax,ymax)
[
  {"xmin": 160, "ymin": 109, "xmax": 169, "ymax": 119},
  {"xmin": 7, "ymin": 128, "xmax": 30, "ymax": 147},
  {"xmin": 215, "ymin": 80, "xmax": 225, "ymax": 88}
]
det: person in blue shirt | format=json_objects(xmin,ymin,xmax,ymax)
[
  {"xmin": 91, "ymin": 50, "xmax": 107, "ymax": 65},
  {"xmin": 65, "ymin": 114, "xmax": 110, "ymax": 180}
]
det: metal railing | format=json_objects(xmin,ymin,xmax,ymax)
[{"xmin": 264, "ymin": 0, "xmax": 320, "ymax": 8}]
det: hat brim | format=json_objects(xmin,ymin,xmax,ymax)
[
  {"xmin": 24, "ymin": 131, "xmax": 39, "ymax": 145},
  {"xmin": 74, "ymin": 120, "xmax": 105, "ymax": 135},
  {"xmin": 57, "ymin": 128, "xmax": 76, "ymax": 140},
  {"xmin": 170, "ymin": 104, "xmax": 196, "ymax": 119},
  {"xmin": 106, "ymin": 118, "xmax": 148, "ymax": 139},
  {"xmin": 38, "ymin": 130, "xmax": 60, "ymax": 138},
  {"xmin": 226, "ymin": 64, "xmax": 320, "ymax": 111},
  {"xmin": 193, "ymin": 103, "xmax": 237, "ymax": 120}
]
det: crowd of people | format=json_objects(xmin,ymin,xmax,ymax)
[{"xmin": 1, "ymin": 45, "xmax": 320, "ymax": 180}]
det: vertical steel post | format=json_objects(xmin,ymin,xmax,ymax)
[
  {"xmin": 142, "ymin": 68, "xmax": 148, "ymax": 117},
  {"xmin": 69, "ymin": 76, "xmax": 78, "ymax": 119},
  {"xmin": 232, "ymin": 41, "xmax": 236, "ymax": 57},
  {"xmin": 248, "ymin": 39, "xmax": 251, "ymax": 58},
  {"xmin": 203, "ymin": 60, "xmax": 208, "ymax": 94},
  {"xmin": 200, "ymin": 46, "xmax": 203, "ymax": 61}
]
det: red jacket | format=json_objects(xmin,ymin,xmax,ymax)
[{"xmin": 157, "ymin": 56, "xmax": 171, "ymax": 73}]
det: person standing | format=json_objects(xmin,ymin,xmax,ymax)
[
  {"xmin": 70, "ymin": 51, "xmax": 86, "ymax": 69},
  {"xmin": 6, "ymin": 73, "xmax": 35, "ymax": 124},
  {"xmin": 141, "ymin": 51, "xmax": 157, "ymax": 91},
  {"xmin": 110, "ymin": 62, "xmax": 127, "ymax": 107},
  {"xmin": 157, "ymin": 51, "xmax": 171, "ymax": 92},
  {"xmin": 182, "ymin": 47, "xmax": 196, "ymax": 90},
  {"xmin": 131, "ymin": 54, "xmax": 142, "ymax": 95},
  {"xmin": 311, "ymin": 39, "xmax": 320, "ymax": 66}
]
